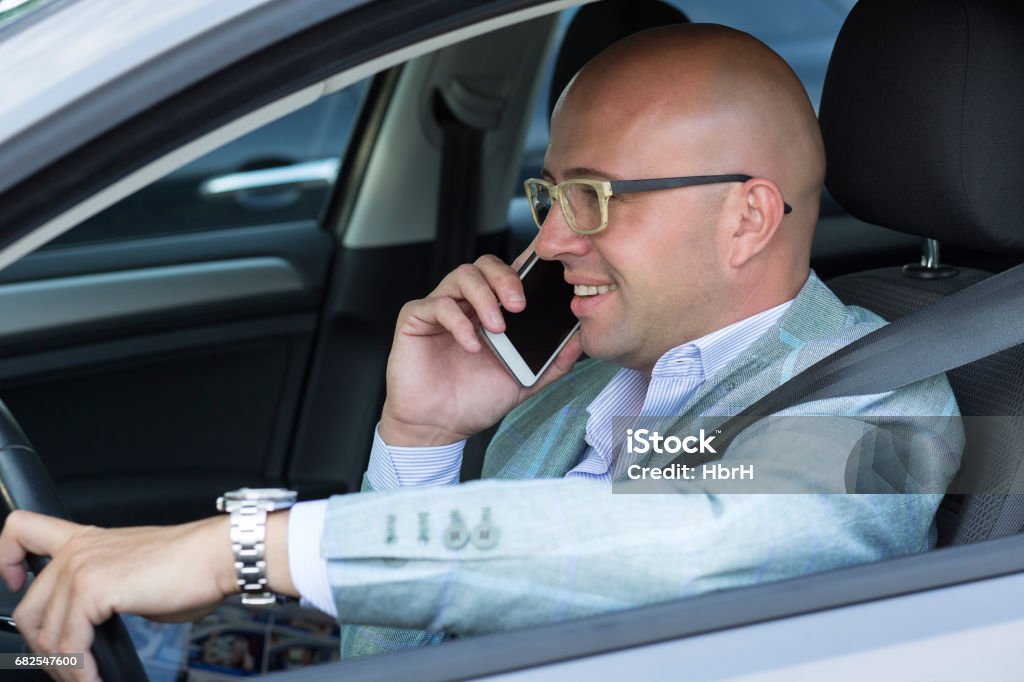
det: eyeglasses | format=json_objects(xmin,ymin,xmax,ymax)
[{"xmin": 524, "ymin": 174, "xmax": 793, "ymax": 235}]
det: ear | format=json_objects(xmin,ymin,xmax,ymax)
[{"xmin": 726, "ymin": 179, "xmax": 788, "ymax": 269}]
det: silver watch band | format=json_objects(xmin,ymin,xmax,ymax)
[
  {"xmin": 218, "ymin": 488, "xmax": 297, "ymax": 606},
  {"xmin": 229, "ymin": 504, "xmax": 275, "ymax": 605}
]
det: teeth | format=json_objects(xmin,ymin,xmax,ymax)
[{"xmin": 574, "ymin": 284, "xmax": 618, "ymax": 296}]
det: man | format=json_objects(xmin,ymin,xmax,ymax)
[{"xmin": 0, "ymin": 24, "xmax": 961, "ymax": 680}]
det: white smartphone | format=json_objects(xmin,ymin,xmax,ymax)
[{"xmin": 483, "ymin": 253, "xmax": 581, "ymax": 387}]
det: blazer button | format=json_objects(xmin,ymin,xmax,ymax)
[
  {"xmin": 443, "ymin": 511, "xmax": 470, "ymax": 550},
  {"xmin": 471, "ymin": 508, "xmax": 500, "ymax": 550}
]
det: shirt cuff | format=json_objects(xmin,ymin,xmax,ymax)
[
  {"xmin": 365, "ymin": 422, "xmax": 466, "ymax": 489},
  {"xmin": 287, "ymin": 499, "xmax": 337, "ymax": 618}
]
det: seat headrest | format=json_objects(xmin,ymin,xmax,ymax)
[
  {"xmin": 547, "ymin": 0, "xmax": 688, "ymax": 122},
  {"xmin": 819, "ymin": 0, "xmax": 1024, "ymax": 253}
]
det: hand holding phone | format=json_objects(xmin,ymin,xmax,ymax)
[
  {"xmin": 483, "ymin": 253, "xmax": 581, "ymax": 387},
  {"xmin": 379, "ymin": 254, "xmax": 580, "ymax": 447}
]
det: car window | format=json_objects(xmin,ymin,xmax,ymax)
[{"xmin": 41, "ymin": 79, "xmax": 370, "ymax": 249}]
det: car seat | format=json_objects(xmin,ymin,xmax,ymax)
[{"xmin": 819, "ymin": 0, "xmax": 1024, "ymax": 544}]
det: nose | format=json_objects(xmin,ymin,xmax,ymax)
[{"xmin": 533, "ymin": 197, "xmax": 591, "ymax": 262}]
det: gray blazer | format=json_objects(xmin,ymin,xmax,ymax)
[{"xmin": 331, "ymin": 273, "xmax": 963, "ymax": 656}]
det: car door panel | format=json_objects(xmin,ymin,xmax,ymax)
[{"xmin": 0, "ymin": 222, "xmax": 334, "ymax": 526}]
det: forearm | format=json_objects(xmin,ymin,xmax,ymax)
[{"xmin": 317, "ymin": 479, "xmax": 940, "ymax": 636}]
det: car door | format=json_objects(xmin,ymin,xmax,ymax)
[
  {"xmin": 0, "ymin": 78, "xmax": 373, "ymax": 528},
  {"xmin": 0, "ymin": 0, "xmax": 557, "ymax": 535}
]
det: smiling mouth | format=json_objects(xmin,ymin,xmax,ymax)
[{"xmin": 573, "ymin": 284, "xmax": 618, "ymax": 296}]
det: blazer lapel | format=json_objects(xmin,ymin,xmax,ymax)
[
  {"xmin": 489, "ymin": 360, "xmax": 618, "ymax": 480},
  {"xmin": 668, "ymin": 273, "xmax": 850, "ymax": 428}
]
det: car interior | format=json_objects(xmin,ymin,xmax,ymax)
[{"xmin": 0, "ymin": 0, "xmax": 1022, "ymax": 679}]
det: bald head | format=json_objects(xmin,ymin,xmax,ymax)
[
  {"xmin": 553, "ymin": 23, "xmax": 825, "ymax": 239},
  {"xmin": 535, "ymin": 25, "xmax": 827, "ymax": 370}
]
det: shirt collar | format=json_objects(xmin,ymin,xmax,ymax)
[{"xmin": 651, "ymin": 298, "xmax": 794, "ymax": 381}]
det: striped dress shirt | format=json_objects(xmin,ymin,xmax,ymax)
[
  {"xmin": 289, "ymin": 298, "xmax": 792, "ymax": 616},
  {"xmin": 366, "ymin": 298, "xmax": 792, "ymax": 486}
]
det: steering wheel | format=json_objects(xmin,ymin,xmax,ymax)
[{"xmin": 0, "ymin": 399, "xmax": 148, "ymax": 681}]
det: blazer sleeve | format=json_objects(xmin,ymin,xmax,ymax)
[
  {"xmin": 336, "ymin": 468, "xmax": 450, "ymax": 657},
  {"xmin": 320, "ymin": 398, "xmax": 962, "ymax": 636}
]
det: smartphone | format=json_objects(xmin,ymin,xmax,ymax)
[{"xmin": 483, "ymin": 253, "xmax": 581, "ymax": 387}]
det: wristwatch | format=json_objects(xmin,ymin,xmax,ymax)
[{"xmin": 216, "ymin": 487, "xmax": 297, "ymax": 606}]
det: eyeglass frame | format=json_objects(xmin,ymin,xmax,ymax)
[{"xmin": 523, "ymin": 174, "xmax": 793, "ymax": 235}]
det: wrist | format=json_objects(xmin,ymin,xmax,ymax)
[
  {"xmin": 215, "ymin": 488, "xmax": 299, "ymax": 604},
  {"xmin": 203, "ymin": 515, "xmax": 242, "ymax": 599},
  {"xmin": 208, "ymin": 511, "xmax": 297, "ymax": 600},
  {"xmin": 379, "ymin": 407, "xmax": 469, "ymax": 447}
]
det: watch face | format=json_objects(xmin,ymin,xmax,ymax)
[{"xmin": 218, "ymin": 487, "xmax": 297, "ymax": 512}]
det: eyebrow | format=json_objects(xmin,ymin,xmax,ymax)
[{"xmin": 541, "ymin": 166, "xmax": 622, "ymax": 182}]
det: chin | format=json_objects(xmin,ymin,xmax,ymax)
[{"xmin": 578, "ymin": 329, "xmax": 624, "ymax": 364}]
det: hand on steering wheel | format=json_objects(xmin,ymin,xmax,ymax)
[{"xmin": 0, "ymin": 400, "xmax": 149, "ymax": 682}]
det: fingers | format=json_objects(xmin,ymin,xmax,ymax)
[
  {"xmin": 50, "ymin": 609, "xmax": 99, "ymax": 682},
  {"xmin": 72, "ymin": 652, "xmax": 101, "ymax": 682},
  {"xmin": 0, "ymin": 511, "xmax": 80, "ymax": 592},
  {"xmin": 482, "ymin": 254, "xmax": 529, "ymax": 312},
  {"xmin": 434, "ymin": 255, "xmax": 527, "ymax": 316},
  {"xmin": 447, "ymin": 264, "xmax": 507, "ymax": 334},
  {"xmin": 403, "ymin": 296, "xmax": 481, "ymax": 352},
  {"xmin": 400, "ymin": 254, "xmax": 533, "ymax": 350},
  {"xmin": 0, "ymin": 513, "xmax": 103, "ymax": 681},
  {"xmin": 0, "ymin": 552, "xmax": 26, "ymax": 592},
  {"xmin": 35, "ymin": 561, "xmax": 72, "ymax": 663},
  {"xmin": 12, "ymin": 534, "xmax": 101, "ymax": 663}
]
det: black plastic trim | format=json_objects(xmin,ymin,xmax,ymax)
[
  {"xmin": 0, "ymin": 221, "xmax": 332, "ymax": 286},
  {"xmin": 269, "ymin": 532, "xmax": 1024, "ymax": 681},
  {"xmin": 0, "ymin": 313, "xmax": 314, "ymax": 381}
]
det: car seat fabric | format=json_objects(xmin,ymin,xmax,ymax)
[
  {"xmin": 820, "ymin": 0, "xmax": 1024, "ymax": 251},
  {"xmin": 828, "ymin": 270, "xmax": 1024, "ymax": 545},
  {"xmin": 819, "ymin": 0, "xmax": 1024, "ymax": 545}
]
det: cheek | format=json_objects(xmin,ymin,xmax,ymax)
[{"xmin": 599, "ymin": 200, "xmax": 719, "ymax": 288}]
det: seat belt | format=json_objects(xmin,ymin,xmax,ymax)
[
  {"xmin": 431, "ymin": 81, "xmax": 503, "ymax": 284},
  {"xmin": 685, "ymin": 261, "xmax": 1024, "ymax": 460}
]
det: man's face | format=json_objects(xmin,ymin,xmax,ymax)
[{"xmin": 534, "ymin": 85, "xmax": 732, "ymax": 372}]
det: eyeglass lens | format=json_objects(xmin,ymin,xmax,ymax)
[
  {"xmin": 562, "ymin": 183, "xmax": 602, "ymax": 231},
  {"xmin": 529, "ymin": 182, "xmax": 552, "ymax": 226},
  {"xmin": 528, "ymin": 181, "xmax": 603, "ymax": 232}
]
